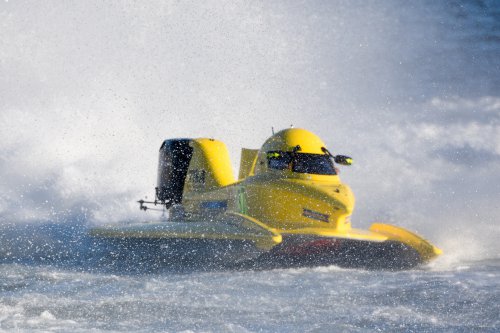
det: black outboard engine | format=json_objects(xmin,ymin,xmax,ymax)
[{"xmin": 156, "ymin": 139, "xmax": 193, "ymax": 208}]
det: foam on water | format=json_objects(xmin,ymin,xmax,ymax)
[{"xmin": 1, "ymin": 261, "xmax": 499, "ymax": 332}]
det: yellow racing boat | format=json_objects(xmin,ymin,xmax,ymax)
[{"xmin": 91, "ymin": 128, "xmax": 441, "ymax": 269}]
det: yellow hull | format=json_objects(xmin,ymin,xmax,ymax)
[{"xmin": 91, "ymin": 128, "xmax": 441, "ymax": 269}]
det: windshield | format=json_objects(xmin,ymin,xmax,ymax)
[{"xmin": 267, "ymin": 151, "xmax": 337, "ymax": 175}]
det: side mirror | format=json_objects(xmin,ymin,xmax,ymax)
[{"xmin": 334, "ymin": 155, "xmax": 353, "ymax": 166}]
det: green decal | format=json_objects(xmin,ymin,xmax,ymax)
[{"xmin": 237, "ymin": 186, "xmax": 248, "ymax": 214}]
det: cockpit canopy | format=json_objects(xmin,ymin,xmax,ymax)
[
  {"xmin": 266, "ymin": 151, "xmax": 337, "ymax": 175},
  {"xmin": 254, "ymin": 128, "xmax": 340, "ymax": 176}
]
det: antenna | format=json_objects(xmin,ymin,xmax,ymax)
[{"xmin": 271, "ymin": 127, "xmax": 275, "ymax": 135}]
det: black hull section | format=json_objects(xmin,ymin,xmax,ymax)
[
  {"xmin": 254, "ymin": 236, "xmax": 422, "ymax": 270},
  {"xmin": 89, "ymin": 237, "xmax": 263, "ymax": 273},
  {"xmin": 91, "ymin": 235, "xmax": 422, "ymax": 272}
]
